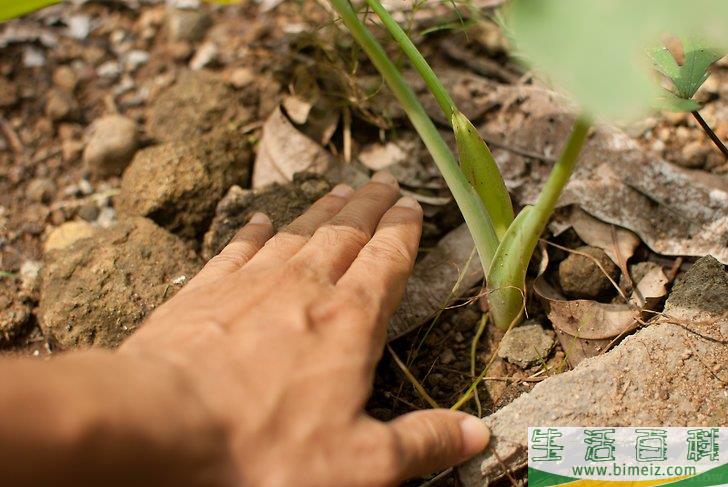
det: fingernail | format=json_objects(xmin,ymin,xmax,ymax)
[
  {"xmin": 249, "ymin": 212, "xmax": 270, "ymax": 225},
  {"xmin": 371, "ymin": 171, "xmax": 399, "ymax": 187},
  {"xmin": 394, "ymin": 196, "xmax": 421, "ymax": 211},
  {"xmin": 330, "ymin": 183, "xmax": 354, "ymax": 198},
  {"xmin": 459, "ymin": 416, "xmax": 490, "ymax": 456}
]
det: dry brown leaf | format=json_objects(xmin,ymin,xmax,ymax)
[
  {"xmin": 252, "ymin": 107, "xmax": 332, "ymax": 189},
  {"xmin": 535, "ymin": 255, "xmax": 668, "ymax": 367},
  {"xmin": 569, "ymin": 207, "xmax": 640, "ymax": 270}
]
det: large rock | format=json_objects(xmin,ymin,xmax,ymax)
[
  {"xmin": 147, "ymin": 70, "xmax": 251, "ymax": 142},
  {"xmin": 202, "ymin": 173, "xmax": 331, "ymax": 260},
  {"xmin": 118, "ymin": 131, "xmax": 252, "ymax": 238},
  {"xmin": 40, "ymin": 217, "xmax": 201, "ymax": 350},
  {"xmin": 458, "ymin": 255, "xmax": 728, "ymax": 486},
  {"xmin": 83, "ymin": 115, "xmax": 139, "ymax": 177}
]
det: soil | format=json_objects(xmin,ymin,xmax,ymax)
[{"xmin": 0, "ymin": 2, "xmax": 726, "ymax": 486}]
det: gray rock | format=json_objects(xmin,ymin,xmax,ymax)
[
  {"xmin": 40, "ymin": 217, "xmax": 201, "ymax": 350},
  {"xmin": 83, "ymin": 115, "xmax": 139, "ymax": 177},
  {"xmin": 664, "ymin": 255, "xmax": 728, "ymax": 320},
  {"xmin": 497, "ymin": 322, "xmax": 555, "ymax": 368},
  {"xmin": 119, "ymin": 130, "xmax": 252, "ymax": 238},
  {"xmin": 558, "ymin": 246, "xmax": 619, "ymax": 299},
  {"xmin": 457, "ymin": 255, "xmax": 728, "ymax": 486}
]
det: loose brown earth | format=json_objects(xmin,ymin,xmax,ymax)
[{"xmin": 0, "ymin": 2, "xmax": 726, "ymax": 486}]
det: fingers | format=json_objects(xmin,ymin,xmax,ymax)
[
  {"xmin": 243, "ymin": 184, "xmax": 354, "ymax": 270},
  {"xmin": 288, "ymin": 172, "xmax": 401, "ymax": 283},
  {"xmin": 335, "ymin": 196, "xmax": 422, "ymax": 342},
  {"xmin": 183, "ymin": 213, "xmax": 274, "ymax": 293},
  {"xmin": 388, "ymin": 410, "xmax": 490, "ymax": 482}
]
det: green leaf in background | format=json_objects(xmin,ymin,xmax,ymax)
[
  {"xmin": 452, "ymin": 110, "xmax": 513, "ymax": 240},
  {"xmin": 0, "ymin": 0, "xmax": 59, "ymax": 22},
  {"xmin": 505, "ymin": 0, "xmax": 728, "ymax": 121},
  {"xmin": 650, "ymin": 37, "xmax": 723, "ymax": 103},
  {"xmin": 656, "ymin": 91, "xmax": 702, "ymax": 113}
]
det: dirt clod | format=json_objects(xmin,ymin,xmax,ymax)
[
  {"xmin": 203, "ymin": 172, "xmax": 331, "ymax": 260},
  {"xmin": 147, "ymin": 70, "xmax": 251, "ymax": 142},
  {"xmin": 0, "ymin": 279, "xmax": 32, "ymax": 345},
  {"xmin": 497, "ymin": 321, "xmax": 555, "ymax": 368},
  {"xmin": 558, "ymin": 245, "xmax": 618, "ymax": 299},
  {"xmin": 119, "ymin": 130, "xmax": 253, "ymax": 238},
  {"xmin": 39, "ymin": 217, "xmax": 201, "ymax": 350}
]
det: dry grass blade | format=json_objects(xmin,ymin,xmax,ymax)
[{"xmin": 387, "ymin": 344, "xmax": 440, "ymax": 409}]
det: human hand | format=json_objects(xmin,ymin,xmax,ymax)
[{"xmin": 121, "ymin": 172, "xmax": 490, "ymax": 486}]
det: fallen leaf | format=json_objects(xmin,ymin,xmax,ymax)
[
  {"xmin": 569, "ymin": 206, "xmax": 640, "ymax": 283},
  {"xmin": 252, "ymin": 107, "xmax": 332, "ymax": 189},
  {"xmin": 534, "ymin": 252, "xmax": 668, "ymax": 366}
]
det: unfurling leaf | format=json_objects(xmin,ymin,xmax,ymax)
[{"xmin": 452, "ymin": 110, "xmax": 513, "ymax": 239}]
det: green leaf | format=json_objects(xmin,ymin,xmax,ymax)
[
  {"xmin": 486, "ymin": 117, "xmax": 590, "ymax": 330},
  {"xmin": 505, "ymin": 0, "xmax": 728, "ymax": 121},
  {"xmin": 656, "ymin": 91, "xmax": 702, "ymax": 113},
  {"xmin": 0, "ymin": 0, "xmax": 59, "ymax": 22},
  {"xmin": 650, "ymin": 38, "xmax": 723, "ymax": 101},
  {"xmin": 485, "ymin": 206, "xmax": 538, "ymax": 330},
  {"xmin": 452, "ymin": 110, "xmax": 513, "ymax": 239}
]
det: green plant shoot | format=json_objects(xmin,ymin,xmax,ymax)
[
  {"xmin": 329, "ymin": 0, "xmax": 728, "ymax": 329},
  {"xmin": 328, "ymin": 0, "xmax": 590, "ymax": 329}
]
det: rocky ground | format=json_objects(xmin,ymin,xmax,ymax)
[{"xmin": 0, "ymin": 1, "xmax": 726, "ymax": 486}]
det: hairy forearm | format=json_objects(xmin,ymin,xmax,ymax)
[{"xmin": 0, "ymin": 351, "xmax": 235, "ymax": 487}]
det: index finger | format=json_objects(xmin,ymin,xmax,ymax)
[{"xmin": 335, "ymin": 196, "xmax": 422, "ymax": 339}]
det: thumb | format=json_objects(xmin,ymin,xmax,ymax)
[{"xmin": 388, "ymin": 409, "xmax": 490, "ymax": 481}]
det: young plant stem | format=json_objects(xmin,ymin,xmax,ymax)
[
  {"xmin": 364, "ymin": 0, "xmax": 456, "ymax": 118},
  {"xmin": 327, "ymin": 0, "xmax": 499, "ymax": 270},
  {"xmin": 691, "ymin": 110, "xmax": 728, "ymax": 159},
  {"xmin": 364, "ymin": 0, "xmax": 514, "ymax": 238},
  {"xmin": 486, "ymin": 116, "xmax": 590, "ymax": 329},
  {"xmin": 529, "ymin": 117, "xmax": 590, "ymax": 222}
]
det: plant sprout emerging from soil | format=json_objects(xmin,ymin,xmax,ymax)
[
  {"xmin": 328, "ymin": 0, "xmax": 590, "ymax": 330},
  {"xmin": 327, "ymin": 0, "xmax": 728, "ymax": 330}
]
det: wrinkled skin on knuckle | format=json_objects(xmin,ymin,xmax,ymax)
[
  {"xmin": 319, "ymin": 223, "xmax": 371, "ymax": 250},
  {"xmin": 208, "ymin": 251, "xmax": 247, "ymax": 269},
  {"xmin": 359, "ymin": 235, "xmax": 412, "ymax": 268}
]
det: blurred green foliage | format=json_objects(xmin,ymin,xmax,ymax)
[{"xmin": 505, "ymin": 0, "xmax": 728, "ymax": 120}]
